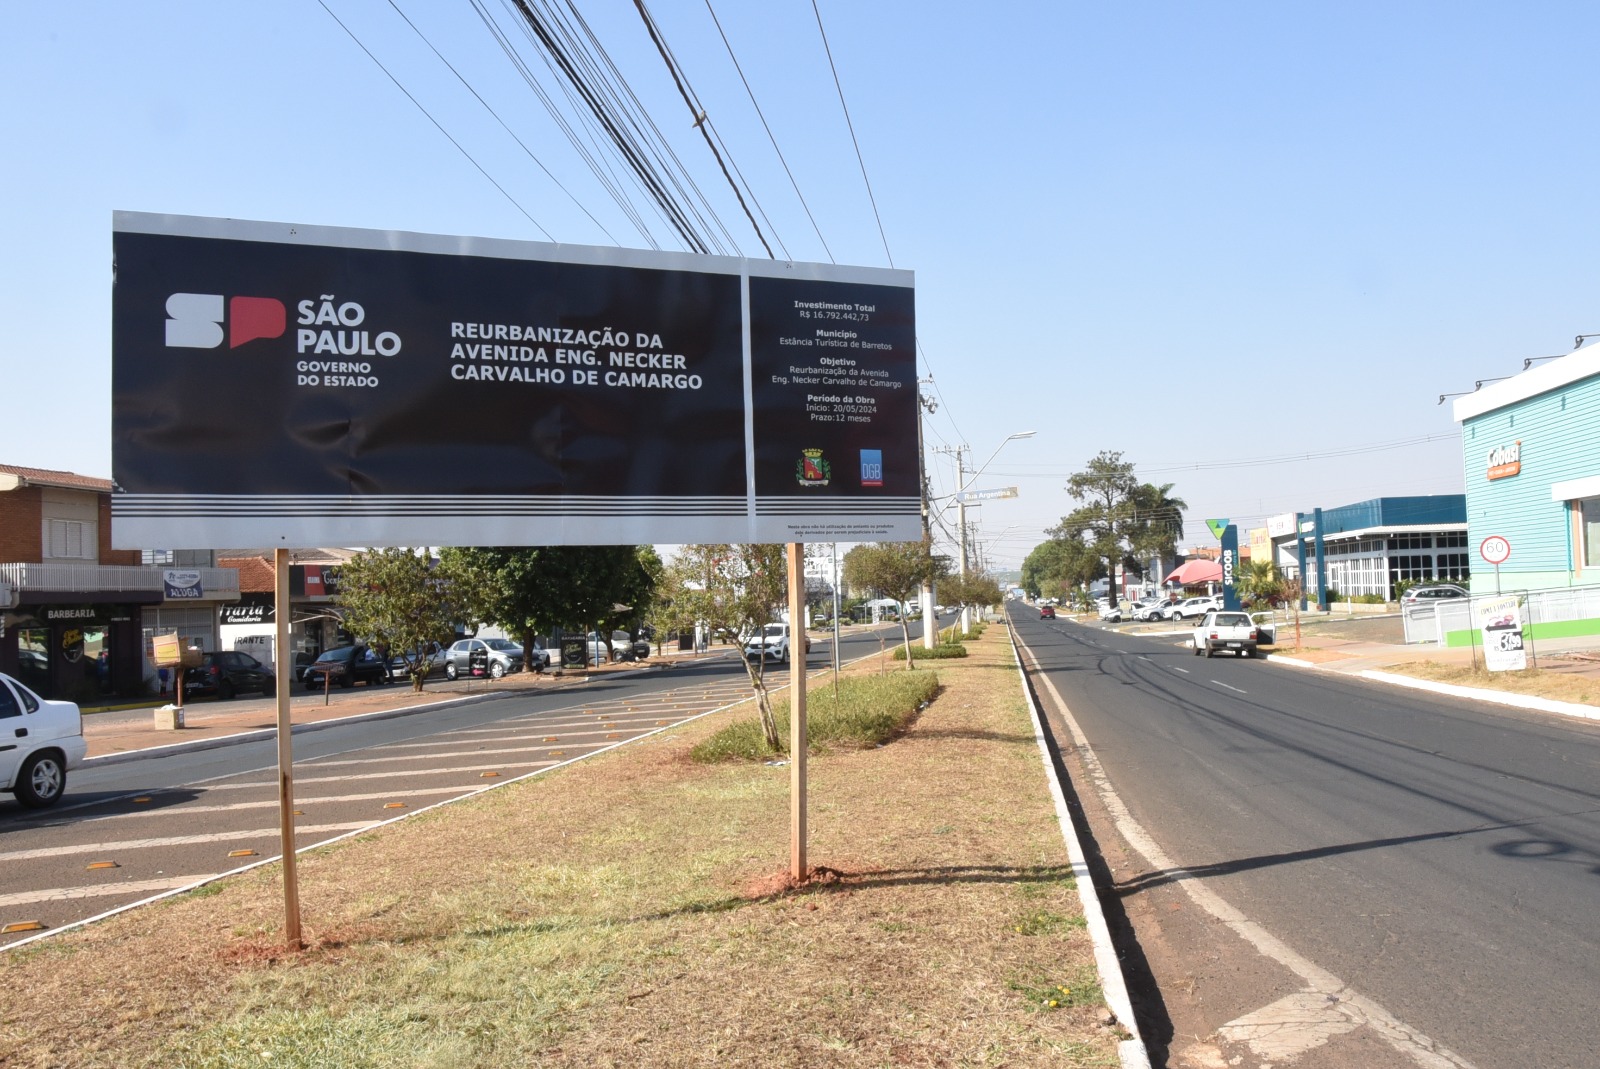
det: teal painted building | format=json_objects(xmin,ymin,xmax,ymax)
[{"xmin": 1453, "ymin": 344, "xmax": 1600, "ymax": 593}]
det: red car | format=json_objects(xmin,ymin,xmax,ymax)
[{"xmin": 1040, "ymin": 606, "xmax": 1056, "ymax": 619}]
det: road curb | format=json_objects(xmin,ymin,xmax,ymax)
[
  {"xmin": 1007, "ymin": 626, "xmax": 1151, "ymax": 1069},
  {"xmin": 1264, "ymin": 652, "xmax": 1600, "ymax": 722},
  {"xmin": 1358, "ymin": 669, "xmax": 1600, "ymax": 721}
]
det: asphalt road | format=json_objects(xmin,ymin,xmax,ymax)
[
  {"xmin": 1, "ymin": 623, "xmax": 924, "ymax": 948},
  {"xmin": 1012, "ymin": 607, "xmax": 1600, "ymax": 1069}
]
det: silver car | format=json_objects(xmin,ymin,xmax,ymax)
[{"xmin": 444, "ymin": 637, "xmax": 526, "ymax": 680}]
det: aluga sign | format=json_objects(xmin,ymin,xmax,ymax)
[{"xmin": 111, "ymin": 213, "xmax": 920, "ymax": 549}]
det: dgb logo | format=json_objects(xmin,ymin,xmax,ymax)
[{"xmin": 859, "ymin": 449, "xmax": 883, "ymax": 487}]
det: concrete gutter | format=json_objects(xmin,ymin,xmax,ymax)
[{"xmin": 1008, "ymin": 625, "xmax": 1152, "ymax": 1069}]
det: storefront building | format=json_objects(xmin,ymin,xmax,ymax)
[
  {"xmin": 1266, "ymin": 496, "xmax": 1468, "ymax": 601},
  {"xmin": 217, "ymin": 552, "xmax": 356, "ymax": 670},
  {"xmin": 0, "ymin": 465, "xmax": 239, "ymax": 702},
  {"xmin": 1453, "ymin": 344, "xmax": 1600, "ymax": 593}
]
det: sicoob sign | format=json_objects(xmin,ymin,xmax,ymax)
[{"xmin": 112, "ymin": 213, "xmax": 918, "ymax": 549}]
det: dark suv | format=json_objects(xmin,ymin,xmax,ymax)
[
  {"xmin": 303, "ymin": 645, "xmax": 391, "ymax": 690},
  {"xmin": 184, "ymin": 650, "xmax": 275, "ymax": 700}
]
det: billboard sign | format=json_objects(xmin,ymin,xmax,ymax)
[{"xmin": 112, "ymin": 213, "xmax": 918, "ymax": 548}]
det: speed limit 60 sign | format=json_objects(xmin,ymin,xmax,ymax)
[{"xmin": 1480, "ymin": 535, "xmax": 1511, "ymax": 565}]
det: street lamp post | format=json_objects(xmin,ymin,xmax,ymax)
[{"xmin": 954, "ymin": 431, "xmax": 1034, "ymax": 632}]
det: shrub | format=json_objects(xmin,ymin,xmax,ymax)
[
  {"xmin": 691, "ymin": 670, "xmax": 940, "ymax": 762},
  {"xmin": 891, "ymin": 642, "xmax": 968, "ymax": 661}
]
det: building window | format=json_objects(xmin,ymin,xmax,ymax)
[
  {"xmin": 46, "ymin": 519, "xmax": 92, "ymax": 560},
  {"xmin": 142, "ymin": 549, "xmax": 176, "ymax": 566},
  {"xmin": 1582, "ymin": 498, "xmax": 1600, "ymax": 569}
]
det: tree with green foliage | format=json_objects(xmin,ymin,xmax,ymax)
[
  {"xmin": 336, "ymin": 548, "xmax": 463, "ymax": 691},
  {"xmin": 664, "ymin": 544, "xmax": 792, "ymax": 751},
  {"xmin": 1021, "ymin": 537, "xmax": 1101, "ymax": 602},
  {"xmin": 942, "ymin": 571, "xmax": 1004, "ymax": 628},
  {"xmin": 842, "ymin": 539, "xmax": 948, "ymax": 668},
  {"xmin": 1237, "ymin": 559, "xmax": 1287, "ymax": 608},
  {"xmin": 439, "ymin": 545, "xmax": 661, "ymax": 667},
  {"xmin": 1049, "ymin": 451, "xmax": 1187, "ymax": 597}
]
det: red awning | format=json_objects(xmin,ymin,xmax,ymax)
[{"xmin": 1164, "ymin": 559, "xmax": 1222, "ymax": 587}]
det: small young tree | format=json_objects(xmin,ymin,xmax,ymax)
[
  {"xmin": 666, "ymin": 544, "xmax": 791, "ymax": 751},
  {"xmin": 944, "ymin": 571, "xmax": 1004, "ymax": 631},
  {"xmin": 842, "ymin": 539, "xmax": 947, "ymax": 668},
  {"xmin": 337, "ymin": 548, "xmax": 461, "ymax": 691}
]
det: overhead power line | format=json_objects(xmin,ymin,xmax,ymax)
[
  {"xmin": 382, "ymin": 0, "xmax": 619, "ymax": 244},
  {"xmin": 704, "ymin": 0, "xmax": 829, "ymax": 263},
  {"xmin": 632, "ymin": 0, "xmax": 773, "ymax": 258},
  {"xmin": 316, "ymin": 0, "xmax": 555, "ymax": 240},
  {"xmin": 812, "ymin": 0, "xmax": 893, "ymax": 267}
]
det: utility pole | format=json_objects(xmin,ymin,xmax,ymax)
[{"xmin": 917, "ymin": 382, "xmax": 939, "ymax": 649}]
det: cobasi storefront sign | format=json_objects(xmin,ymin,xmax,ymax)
[{"xmin": 1487, "ymin": 440, "xmax": 1521, "ymax": 481}]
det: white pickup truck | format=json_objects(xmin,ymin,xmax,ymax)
[{"xmin": 1191, "ymin": 611, "xmax": 1269, "ymax": 658}]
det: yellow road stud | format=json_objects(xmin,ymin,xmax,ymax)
[
  {"xmin": 86, "ymin": 861, "xmax": 119, "ymax": 871},
  {"xmin": 1, "ymin": 922, "xmax": 45, "ymax": 934},
  {"xmin": 228, "ymin": 849, "xmax": 257, "ymax": 858}
]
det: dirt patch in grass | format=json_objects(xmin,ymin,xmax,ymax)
[
  {"xmin": 1, "ymin": 630, "xmax": 1122, "ymax": 1068},
  {"xmin": 1378, "ymin": 657, "xmax": 1600, "ymax": 707}
]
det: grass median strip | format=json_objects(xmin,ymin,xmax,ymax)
[{"xmin": 1, "ymin": 629, "xmax": 1122, "ymax": 1068}]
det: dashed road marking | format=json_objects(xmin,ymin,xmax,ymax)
[{"xmin": 1212, "ymin": 680, "xmax": 1247, "ymax": 694}]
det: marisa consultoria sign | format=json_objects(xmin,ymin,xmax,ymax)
[{"xmin": 111, "ymin": 213, "xmax": 918, "ymax": 549}]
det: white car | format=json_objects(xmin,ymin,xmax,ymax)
[
  {"xmin": 1172, "ymin": 596, "xmax": 1222, "ymax": 620},
  {"xmin": 744, "ymin": 623, "xmax": 809, "ymax": 664},
  {"xmin": 1, "ymin": 672, "xmax": 88, "ymax": 809}
]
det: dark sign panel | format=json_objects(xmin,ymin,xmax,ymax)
[{"xmin": 112, "ymin": 213, "xmax": 918, "ymax": 548}]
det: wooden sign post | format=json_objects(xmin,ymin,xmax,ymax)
[
  {"xmin": 788, "ymin": 542, "xmax": 808, "ymax": 881},
  {"xmin": 274, "ymin": 549, "xmax": 302, "ymax": 950}
]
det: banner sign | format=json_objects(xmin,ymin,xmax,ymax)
[
  {"xmin": 162, "ymin": 569, "xmax": 203, "ymax": 599},
  {"xmin": 111, "ymin": 213, "xmax": 919, "ymax": 548},
  {"xmin": 1476, "ymin": 595, "xmax": 1527, "ymax": 672}
]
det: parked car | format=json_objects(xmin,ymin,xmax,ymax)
[
  {"xmin": 1, "ymin": 671, "xmax": 88, "ymax": 809},
  {"xmin": 304, "ymin": 645, "xmax": 391, "ymax": 690},
  {"xmin": 388, "ymin": 644, "xmax": 451, "ymax": 681},
  {"xmin": 1098, "ymin": 603, "xmax": 1123, "ymax": 623},
  {"xmin": 1131, "ymin": 600, "xmax": 1170, "ymax": 622},
  {"xmin": 1401, "ymin": 583, "xmax": 1469, "ymax": 605},
  {"xmin": 1191, "ymin": 611, "xmax": 1262, "ymax": 658},
  {"xmin": 1172, "ymin": 596, "xmax": 1222, "ymax": 620},
  {"xmin": 444, "ymin": 637, "xmax": 526, "ymax": 680},
  {"xmin": 183, "ymin": 650, "xmax": 276, "ymax": 700}
]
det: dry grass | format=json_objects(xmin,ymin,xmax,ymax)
[
  {"xmin": 1378, "ymin": 657, "xmax": 1600, "ymax": 707},
  {"xmin": 0, "ymin": 631, "xmax": 1120, "ymax": 1068}
]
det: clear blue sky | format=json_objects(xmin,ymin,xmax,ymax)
[{"xmin": 5, "ymin": 2, "xmax": 1596, "ymax": 570}]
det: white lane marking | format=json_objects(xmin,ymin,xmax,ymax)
[
  {"xmin": 1212, "ymin": 680, "xmax": 1247, "ymax": 694},
  {"xmin": 68, "ymin": 787, "xmax": 479, "ymax": 822},
  {"xmin": 1218, "ymin": 991, "xmax": 1362, "ymax": 1061},
  {"xmin": 0, "ymin": 822, "xmax": 375, "ymax": 863},
  {"xmin": 1171, "ymin": 666, "xmax": 1190, "ymax": 674},
  {"xmin": 1027, "ymin": 663, "xmax": 1476, "ymax": 1069},
  {"xmin": 0, "ymin": 875, "xmax": 218, "ymax": 910},
  {"xmin": 198, "ymin": 763, "xmax": 559, "ymax": 790},
  {"xmin": 311, "ymin": 735, "xmax": 630, "ymax": 767}
]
